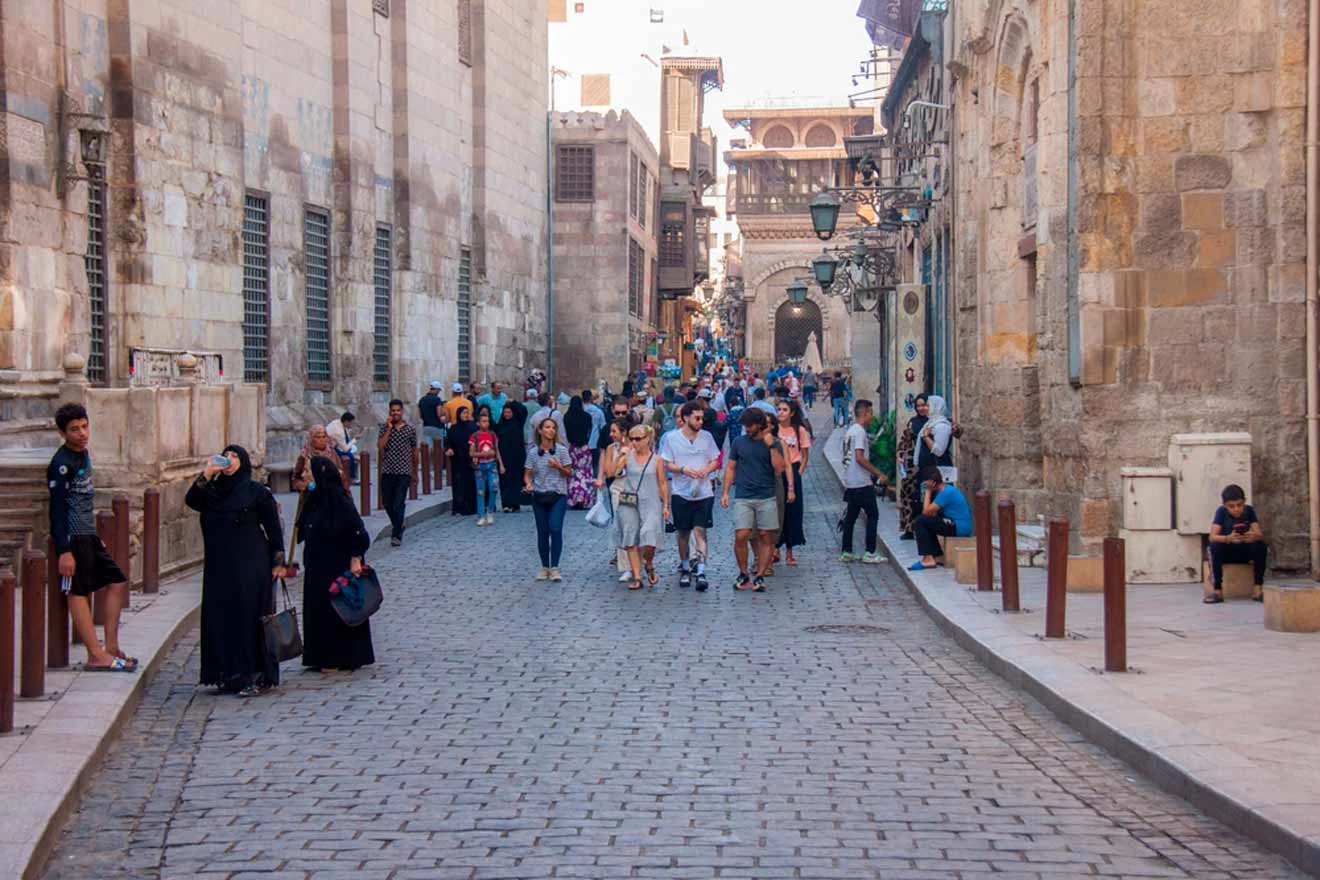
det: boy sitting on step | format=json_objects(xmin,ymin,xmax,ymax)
[{"xmin": 1205, "ymin": 483, "xmax": 1267, "ymax": 604}]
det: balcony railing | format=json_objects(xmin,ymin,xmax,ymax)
[{"xmin": 734, "ymin": 192, "xmax": 816, "ymax": 215}]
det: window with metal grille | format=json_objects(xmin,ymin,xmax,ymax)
[
  {"xmin": 457, "ymin": 247, "xmax": 472, "ymax": 384},
  {"xmin": 373, "ymin": 226, "xmax": 392, "ymax": 387},
  {"xmin": 458, "ymin": 0, "xmax": 472, "ymax": 67},
  {"xmin": 627, "ymin": 238, "xmax": 642, "ymax": 317},
  {"xmin": 85, "ymin": 161, "xmax": 108, "ymax": 384},
  {"xmin": 659, "ymin": 201, "xmax": 686, "ymax": 267},
  {"xmin": 241, "ymin": 193, "xmax": 270, "ymax": 383},
  {"xmin": 638, "ymin": 165, "xmax": 649, "ymax": 230},
  {"xmin": 555, "ymin": 145, "xmax": 595, "ymax": 202},
  {"xmin": 304, "ymin": 208, "xmax": 331, "ymax": 385},
  {"xmin": 629, "ymin": 153, "xmax": 639, "ymax": 220}
]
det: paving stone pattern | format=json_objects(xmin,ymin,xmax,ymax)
[{"xmin": 42, "ymin": 456, "xmax": 1305, "ymax": 879}]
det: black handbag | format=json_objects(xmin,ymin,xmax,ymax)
[
  {"xmin": 262, "ymin": 579, "xmax": 303, "ymax": 663},
  {"xmin": 329, "ymin": 565, "xmax": 384, "ymax": 627},
  {"xmin": 533, "ymin": 490, "xmax": 561, "ymax": 506}
]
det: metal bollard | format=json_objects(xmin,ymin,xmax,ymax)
[
  {"xmin": 421, "ymin": 444, "xmax": 433, "ymax": 495},
  {"xmin": 21, "ymin": 550, "xmax": 46, "ymax": 698},
  {"xmin": 997, "ymin": 499, "xmax": 1020, "ymax": 612},
  {"xmin": 142, "ymin": 488, "xmax": 160, "ymax": 594},
  {"xmin": 974, "ymin": 490, "xmax": 994, "ymax": 592},
  {"xmin": 94, "ymin": 510, "xmax": 116, "ymax": 626},
  {"xmin": 0, "ymin": 572, "xmax": 15, "ymax": 733},
  {"xmin": 376, "ymin": 452, "xmax": 384, "ymax": 511},
  {"xmin": 1103, "ymin": 536, "xmax": 1127, "ymax": 672},
  {"xmin": 434, "ymin": 440, "xmax": 445, "ymax": 489},
  {"xmin": 359, "ymin": 451, "xmax": 372, "ymax": 518},
  {"xmin": 47, "ymin": 537, "xmax": 69, "ymax": 665},
  {"xmin": 409, "ymin": 454, "xmax": 419, "ymax": 501},
  {"xmin": 1045, "ymin": 518, "xmax": 1069, "ymax": 639},
  {"xmin": 112, "ymin": 495, "xmax": 131, "ymax": 608}
]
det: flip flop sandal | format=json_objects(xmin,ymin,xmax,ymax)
[
  {"xmin": 1203, "ymin": 593, "xmax": 1224, "ymax": 604},
  {"xmin": 646, "ymin": 567, "xmax": 659, "ymax": 586},
  {"xmin": 114, "ymin": 650, "xmax": 140, "ymax": 668},
  {"xmin": 909, "ymin": 561, "xmax": 933, "ymax": 571},
  {"xmin": 85, "ymin": 656, "xmax": 136, "ymax": 673},
  {"xmin": 629, "ymin": 578, "xmax": 644, "ymax": 591}
]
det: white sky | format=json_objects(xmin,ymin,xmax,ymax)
[{"xmin": 549, "ymin": 0, "xmax": 878, "ymax": 155}]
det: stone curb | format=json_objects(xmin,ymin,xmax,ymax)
[
  {"xmin": 820, "ymin": 430, "xmax": 1319, "ymax": 878},
  {"xmin": 8, "ymin": 493, "xmax": 449, "ymax": 880}
]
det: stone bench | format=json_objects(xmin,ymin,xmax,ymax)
[
  {"xmin": 938, "ymin": 535, "xmax": 975, "ymax": 556},
  {"xmin": 1263, "ymin": 584, "xmax": 1320, "ymax": 633},
  {"xmin": 1203, "ymin": 561, "xmax": 1257, "ymax": 600},
  {"xmin": 263, "ymin": 460, "xmax": 297, "ymax": 493},
  {"xmin": 1067, "ymin": 556, "xmax": 1104, "ymax": 593}
]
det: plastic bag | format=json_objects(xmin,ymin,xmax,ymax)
[{"xmin": 585, "ymin": 487, "xmax": 614, "ymax": 528}]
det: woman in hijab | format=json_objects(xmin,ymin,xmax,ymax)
[
  {"xmin": 296, "ymin": 456, "xmax": 374, "ymax": 672},
  {"xmin": 293, "ymin": 424, "xmax": 349, "ymax": 491},
  {"xmin": 496, "ymin": 402, "xmax": 528, "ymax": 512},
  {"xmin": 185, "ymin": 445, "xmax": 284, "ymax": 697},
  {"xmin": 563, "ymin": 396, "xmax": 597, "ymax": 509},
  {"xmin": 897, "ymin": 394, "xmax": 929, "ymax": 540},
  {"xmin": 445, "ymin": 405, "xmax": 478, "ymax": 516},
  {"xmin": 908, "ymin": 393, "xmax": 955, "ymax": 536}
]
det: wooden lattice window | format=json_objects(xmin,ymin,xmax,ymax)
[
  {"xmin": 659, "ymin": 201, "xmax": 686, "ymax": 267},
  {"xmin": 628, "ymin": 238, "xmax": 642, "ymax": 317},
  {"xmin": 555, "ymin": 145, "xmax": 595, "ymax": 202}
]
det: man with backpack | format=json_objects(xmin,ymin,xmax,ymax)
[{"xmin": 651, "ymin": 387, "xmax": 681, "ymax": 440}]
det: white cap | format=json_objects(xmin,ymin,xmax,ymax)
[
  {"xmin": 430, "ymin": 380, "xmax": 443, "ymax": 390},
  {"xmin": 452, "ymin": 382, "xmax": 464, "ymax": 392}
]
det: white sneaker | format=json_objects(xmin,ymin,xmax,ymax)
[
  {"xmin": 549, "ymin": 568, "xmax": 563, "ymax": 582},
  {"xmin": 485, "ymin": 514, "xmax": 495, "ymax": 526},
  {"xmin": 535, "ymin": 568, "xmax": 551, "ymax": 581},
  {"xmin": 618, "ymin": 571, "xmax": 633, "ymax": 582}
]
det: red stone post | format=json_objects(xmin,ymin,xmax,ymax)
[
  {"xmin": 142, "ymin": 488, "xmax": 160, "ymax": 594},
  {"xmin": 1045, "ymin": 518, "xmax": 1069, "ymax": 639},
  {"xmin": 47, "ymin": 537, "xmax": 69, "ymax": 665},
  {"xmin": 112, "ymin": 495, "xmax": 131, "ymax": 608},
  {"xmin": 94, "ymin": 510, "xmax": 115, "ymax": 626},
  {"xmin": 0, "ymin": 572, "xmax": 15, "ymax": 733},
  {"xmin": 433, "ymin": 438, "xmax": 445, "ymax": 489},
  {"xmin": 974, "ymin": 490, "xmax": 994, "ymax": 592},
  {"xmin": 420, "ymin": 444, "xmax": 433, "ymax": 495},
  {"xmin": 359, "ymin": 451, "xmax": 372, "ymax": 518},
  {"xmin": 997, "ymin": 499, "xmax": 1020, "ymax": 612},
  {"xmin": 1104, "ymin": 537, "xmax": 1128, "ymax": 672},
  {"xmin": 20, "ymin": 550, "xmax": 46, "ymax": 698},
  {"xmin": 376, "ymin": 452, "xmax": 384, "ymax": 511},
  {"xmin": 409, "ymin": 451, "xmax": 420, "ymax": 501}
]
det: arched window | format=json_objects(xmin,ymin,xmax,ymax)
[
  {"xmin": 804, "ymin": 124, "xmax": 837, "ymax": 148},
  {"xmin": 774, "ymin": 298, "xmax": 823, "ymax": 363},
  {"xmin": 762, "ymin": 125, "xmax": 795, "ymax": 149}
]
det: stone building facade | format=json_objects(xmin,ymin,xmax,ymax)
[
  {"xmin": 869, "ymin": 0, "xmax": 1309, "ymax": 565},
  {"xmin": 725, "ymin": 100, "xmax": 874, "ymax": 375},
  {"xmin": 549, "ymin": 110, "xmax": 659, "ymax": 392},
  {"xmin": 0, "ymin": 0, "xmax": 550, "ymax": 448}
]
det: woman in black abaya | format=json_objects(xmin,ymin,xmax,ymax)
[
  {"xmin": 446, "ymin": 405, "xmax": 478, "ymax": 516},
  {"xmin": 496, "ymin": 402, "xmax": 528, "ymax": 511},
  {"xmin": 297, "ymin": 456, "xmax": 375, "ymax": 672},
  {"xmin": 185, "ymin": 444, "xmax": 284, "ymax": 697}
]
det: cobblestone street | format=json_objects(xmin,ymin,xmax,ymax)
[{"xmin": 41, "ymin": 459, "xmax": 1306, "ymax": 880}]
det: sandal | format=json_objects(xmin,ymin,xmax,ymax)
[
  {"xmin": 85, "ymin": 656, "xmax": 137, "ymax": 673},
  {"xmin": 1252, "ymin": 592, "xmax": 1264, "ymax": 602},
  {"xmin": 114, "ymin": 650, "xmax": 140, "ymax": 668},
  {"xmin": 786, "ymin": 555, "xmax": 798, "ymax": 567},
  {"xmin": 629, "ymin": 576, "xmax": 644, "ymax": 591},
  {"xmin": 1203, "ymin": 592, "xmax": 1224, "ymax": 604},
  {"xmin": 646, "ymin": 566, "xmax": 658, "ymax": 586}
]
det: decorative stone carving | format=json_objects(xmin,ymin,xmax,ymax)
[{"xmin": 62, "ymin": 351, "xmax": 89, "ymax": 385}]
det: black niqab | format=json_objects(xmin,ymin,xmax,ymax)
[{"xmin": 206, "ymin": 444, "xmax": 265, "ymax": 514}]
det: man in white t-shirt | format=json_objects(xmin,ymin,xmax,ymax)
[
  {"xmin": 659, "ymin": 400, "xmax": 722, "ymax": 591},
  {"xmin": 840, "ymin": 398, "xmax": 887, "ymax": 564}
]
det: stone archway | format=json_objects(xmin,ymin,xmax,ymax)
[{"xmin": 774, "ymin": 298, "xmax": 823, "ymax": 363}]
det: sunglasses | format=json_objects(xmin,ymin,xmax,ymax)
[{"xmin": 628, "ymin": 436, "xmax": 647, "ymax": 441}]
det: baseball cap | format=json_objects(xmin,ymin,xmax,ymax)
[
  {"xmin": 698, "ymin": 388, "xmax": 713, "ymax": 398},
  {"xmin": 451, "ymin": 382, "xmax": 464, "ymax": 393},
  {"xmin": 430, "ymin": 380, "xmax": 443, "ymax": 390}
]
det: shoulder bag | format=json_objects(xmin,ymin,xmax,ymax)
[
  {"xmin": 618, "ymin": 453, "xmax": 651, "ymax": 508},
  {"xmin": 329, "ymin": 565, "xmax": 384, "ymax": 627},
  {"xmin": 262, "ymin": 579, "xmax": 303, "ymax": 663}
]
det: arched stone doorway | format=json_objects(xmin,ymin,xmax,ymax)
[{"xmin": 774, "ymin": 298, "xmax": 823, "ymax": 363}]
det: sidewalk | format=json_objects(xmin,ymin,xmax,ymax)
[
  {"xmin": 1, "ymin": 484, "xmax": 450, "ymax": 880},
  {"xmin": 823, "ymin": 429, "xmax": 1320, "ymax": 876}
]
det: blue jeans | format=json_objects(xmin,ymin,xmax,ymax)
[
  {"xmin": 832, "ymin": 397, "xmax": 848, "ymax": 426},
  {"xmin": 475, "ymin": 461, "xmax": 500, "ymax": 517},
  {"xmin": 532, "ymin": 494, "xmax": 567, "ymax": 567},
  {"xmin": 335, "ymin": 449, "xmax": 358, "ymax": 481},
  {"xmin": 803, "ymin": 387, "xmax": 816, "ymax": 408}
]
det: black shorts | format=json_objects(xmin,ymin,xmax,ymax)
[
  {"xmin": 68, "ymin": 535, "xmax": 127, "ymax": 597},
  {"xmin": 671, "ymin": 495, "xmax": 714, "ymax": 532}
]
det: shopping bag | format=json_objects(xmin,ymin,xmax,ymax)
[
  {"xmin": 329, "ymin": 566, "xmax": 384, "ymax": 627},
  {"xmin": 585, "ymin": 487, "xmax": 614, "ymax": 528}
]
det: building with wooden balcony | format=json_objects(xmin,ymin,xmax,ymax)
[{"xmin": 724, "ymin": 99, "xmax": 874, "ymax": 373}]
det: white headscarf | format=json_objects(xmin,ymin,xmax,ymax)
[{"xmin": 923, "ymin": 395, "xmax": 953, "ymax": 461}]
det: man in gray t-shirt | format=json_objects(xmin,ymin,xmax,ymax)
[{"xmin": 720, "ymin": 408, "xmax": 789, "ymax": 591}]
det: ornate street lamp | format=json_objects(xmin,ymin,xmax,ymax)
[
  {"xmin": 809, "ymin": 191, "xmax": 842, "ymax": 241},
  {"xmin": 811, "ymin": 252, "xmax": 839, "ymax": 290},
  {"xmin": 786, "ymin": 279, "xmax": 809, "ymax": 305}
]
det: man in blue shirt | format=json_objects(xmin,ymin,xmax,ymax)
[
  {"xmin": 910, "ymin": 467, "xmax": 973, "ymax": 571},
  {"xmin": 476, "ymin": 381, "xmax": 509, "ymax": 424}
]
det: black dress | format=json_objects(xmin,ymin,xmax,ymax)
[
  {"xmin": 185, "ymin": 445, "xmax": 284, "ymax": 690},
  {"xmin": 496, "ymin": 418, "xmax": 528, "ymax": 510},
  {"xmin": 297, "ymin": 462, "xmax": 375, "ymax": 671},
  {"xmin": 448, "ymin": 421, "xmax": 478, "ymax": 516}
]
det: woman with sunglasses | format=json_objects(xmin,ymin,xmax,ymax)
[
  {"xmin": 524, "ymin": 417, "xmax": 573, "ymax": 581},
  {"xmin": 609, "ymin": 424, "xmax": 671, "ymax": 590}
]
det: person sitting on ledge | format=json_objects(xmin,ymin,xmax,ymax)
[
  {"xmin": 909, "ymin": 467, "xmax": 972, "ymax": 571},
  {"xmin": 1205, "ymin": 483, "xmax": 1267, "ymax": 604}
]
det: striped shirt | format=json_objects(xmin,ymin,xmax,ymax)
[{"xmin": 525, "ymin": 442, "xmax": 570, "ymax": 494}]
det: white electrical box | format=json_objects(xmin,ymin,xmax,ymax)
[
  {"xmin": 1167, "ymin": 433, "xmax": 1253, "ymax": 535},
  {"xmin": 1120, "ymin": 528, "xmax": 1202, "ymax": 584},
  {"xmin": 1120, "ymin": 466, "xmax": 1174, "ymax": 531}
]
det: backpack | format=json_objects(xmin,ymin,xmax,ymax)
[{"xmin": 658, "ymin": 403, "xmax": 678, "ymax": 434}]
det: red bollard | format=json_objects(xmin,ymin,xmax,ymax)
[
  {"xmin": 142, "ymin": 488, "xmax": 160, "ymax": 594},
  {"xmin": 434, "ymin": 440, "xmax": 445, "ymax": 489},
  {"xmin": 112, "ymin": 495, "xmax": 131, "ymax": 607},
  {"xmin": 409, "ymin": 453, "xmax": 419, "ymax": 501},
  {"xmin": 997, "ymin": 499, "xmax": 1020, "ymax": 612},
  {"xmin": 47, "ymin": 537, "xmax": 69, "ymax": 665},
  {"xmin": 974, "ymin": 490, "xmax": 994, "ymax": 592},
  {"xmin": 94, "ymin": 510, "xmax": 115, "ymax": 626},
  {"xmin": 376, "ymin": 452, "xmax": 384, "ymax": 511},
  {"xmin": 359, "ymin": 451, "xmax": 372, "ymax": 518},
  {"xmin": 21, "ymin": 550, "xmax": 46, "ymax": 698},
  {"xmin": 421, "ymin": 444, "xmax": 433, "ymax": 495},
  {"xmin": 0, "ymin": 572, "xmax": 15, "ymax": 733},
  {"xmin": 1045, "ymin": 518, "xmax": 1069, "ymax": 639},
  {"xmin": 1104, "ymin": 537, "xmax": 1127, "ymax": 672}
]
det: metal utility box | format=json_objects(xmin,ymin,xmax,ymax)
[
  {"xmin": 1120, "ymin": 466, "xmax": 1174, "ymax": 531},
  {"xmin": 1120, "ymin": 528, "xmax": 1202, "ymax": 584},
  {"xmin": 1167, "ymin": 433, "xmax": 1253, "ymax": 535}
]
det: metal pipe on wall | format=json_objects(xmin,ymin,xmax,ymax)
[{"xmin": 1306, "ymin": 0, "xmax": 1320, "ymax": 576}]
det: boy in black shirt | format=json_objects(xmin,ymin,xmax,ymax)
[
  {"xmin": 48, "ymin": 403, "xmax": 136, "ymax": 671},
  {"xmin": 1205, "ymin": 483, "xmax": 1267, "ymax": 604}
]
